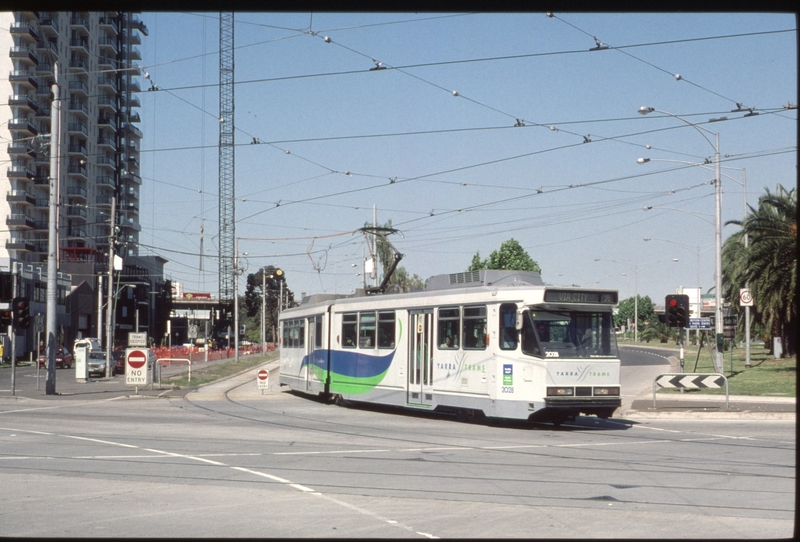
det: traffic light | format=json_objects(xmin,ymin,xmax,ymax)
[
  {"xmin": 0, "ymin": 272, "xmax": 12, "ymax": 302},
  {"xmin": 12, "ymin": 296, "xmax": 30, "ymax": 329},
  {"xmin": 0, "ymin": 308, "xmax": 12, "ymax": 328},
  {"xmin": 665, "ymin": 294, "xmax": 690, "ymax": 328}
]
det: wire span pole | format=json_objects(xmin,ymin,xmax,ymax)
[{"xmin": 218, "ymin": 12, "xmax": 235, "ymax": 325}]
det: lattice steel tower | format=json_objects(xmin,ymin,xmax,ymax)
[{"xmin": 218, "ymin": 13, "xmax": 235, "ymax": 314}]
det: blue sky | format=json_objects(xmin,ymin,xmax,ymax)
[{"xmin": 135, "ymin": 12, "xmax": 797, "ymax": 304}]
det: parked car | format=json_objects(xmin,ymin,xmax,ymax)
[
  {"xmin": 38, "ymin": 346, "xmax": 74, "ymax": 369},
  {"xmin": 87, "ymin": 351, "xmax": 110, "ymax": 377},
  {"xmin": 112, "ymin": 349, "xmax": 126, "ymax": 376}
]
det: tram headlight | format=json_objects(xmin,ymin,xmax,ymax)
[
  {"xmin": 546, "ymin": 387, "xmax": 574, "ymax": 396},
  {"xmin": 593, "ymin": 387, "xmax": 620, "ymax": 396}
]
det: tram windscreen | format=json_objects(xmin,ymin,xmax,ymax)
[{"xmin": 521, "ymin": 310, "xmax": 618, "ymax": 359}]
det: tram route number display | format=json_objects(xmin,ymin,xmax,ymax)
[{"xmin": 126, "ymin": 349, "xmax": 150, "ymax": 386}]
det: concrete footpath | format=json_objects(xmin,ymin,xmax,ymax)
[{"xmin": 0, "ymin": 354, "xmax": 795, "ymax": 421}]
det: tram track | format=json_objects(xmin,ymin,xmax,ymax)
[{"xmin": 169, "ymin": 366, "xmax": 795, "ymax": 519}]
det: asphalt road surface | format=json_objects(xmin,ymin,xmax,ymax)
[{"xmin": 0, "ymin": 352, "xmax": 794, "ymax": 538}]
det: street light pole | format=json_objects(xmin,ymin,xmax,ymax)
[{"xmin": 638, "ymin": 107, "xmax": 724, "ymax": 372}]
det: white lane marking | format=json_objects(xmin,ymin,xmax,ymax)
[
  {"xmin": 0, "ymin": 426, "xmax": 435, "ymax": 538},
  {"xmin": 275, "ymin": 448, "xmax": 391, "ymax": 455}
]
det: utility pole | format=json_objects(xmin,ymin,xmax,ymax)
[
  {"xmin": 105, "ymin": 197, "xmax": 116, "ymax": 378},
  {"xmin": 45, "ymin": 63, "xmax": 60, "ymax": 395}
]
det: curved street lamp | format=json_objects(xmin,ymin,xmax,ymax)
[{"xmin": 638, "ymin": 107, "xmax": 723, "ymax": 372}]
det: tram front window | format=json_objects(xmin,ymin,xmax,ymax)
[{"xmin": 521, "ymin": 310, "xmax": 618, "ymax": 359}]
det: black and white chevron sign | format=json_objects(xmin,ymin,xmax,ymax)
[{"xmin": 656, "ymin": 374, "xmax": 726, "ymax": 389}]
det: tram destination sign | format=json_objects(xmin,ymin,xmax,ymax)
[{"xmin": 544, "ymin": 290, "xmax": 618, "ymax": 304}]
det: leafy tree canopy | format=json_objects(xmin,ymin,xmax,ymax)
[{"xmin": 468, "ymin": 238, "xmax": 541, "ymax": 273}]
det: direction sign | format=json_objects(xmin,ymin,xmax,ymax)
[
  {"xmin": 126, "ymin": 349, "xmax": 149, "ymax": 385},
  {"xmin": 257, "ymin": 369, "xmax": 269, "ymax": 390},
  {"xmin": 687, "ymin": 317, "xmax": 712, "ymax": 329}
]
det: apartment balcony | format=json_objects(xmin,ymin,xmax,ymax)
[
  {"xmin": 9, "ymin": 46, "xmax": 39, "ymax": 66},
  {"xmin": 128, "ymin": 111, "xmax": 141, "ymax": 123},
  {"xmin": 68, "ymin": 101, "xmax": 89, "ymax": 117},
  {"xmin": 35, "ymin": 60, "xmax": 53, "ymax": 77},
  {"xmin": 120, "ymin": 217, "xmax": 141, "ymax": 232},
  {"xmin": 96, "ymin": 195, "xmax": 113, "ymax": 208},
  {"xmin": 6, "ymin": 238, "xmax": 35, "ymax": 252},
  {"xmin": 33, "ymin": 176, "xmax": 49, "ymax": 187},
  {"xmin": 124, "ymin": 94, "xmax": 141, "ymax": 108},
  {"xmin": 68, "ymin": 57, "xmax": 89, "ymax": 75},
  {"xmin": 121, "ymin": 46, "xmax": 141, "ymax": 60},
  {"xmin": 32, "ymin": 220, "xmax": 48, "ymax": 231},
  {"xmin": 7, "ymin": 141, "xmax": 36, "ymax": 157},
  {"xmin": 97, "ymin": 76, "xmax": 117, "ymax": 92},
  {"xmin": 96, "ymin": 175, "xmax": 115, "ymax": 189},
  {"xmin": 34, "ymin": 197, "xmax": 49, "ymax": 208},
  {"xmin": 98, "ymin": 55, "xmax": 117, "ymax": 72},
  {"xmin": 6, "ymin": 190, "xmax": 36, "ymax": 205},
  {"xmin": 8, "ymin": 118, "xmax": 38, "ymax": 136},
  {"xmin": 33, "ymin": 240, "xmax": 48, "ymax": 253},
  {"xmin": 35, "ymin": 39, "xmax": 58, "ymax": 59},
  {"xmin": 66, "ymin": 185, "xmax": 87, "ymax": 201},
  {"xmin": 68, "ymin": 80, "xmax": 88, "ymax": 96},
  {"xmin": 7, "ymin": 166, "xmax": 36, "ymax": 180},
  {"xmin": 121, "ymin": 170, "xmax": 141, "ymax": 185},
  {"xmin": 6, "ymin": 214, "xmax": 36, "ymax": 229},
  {"xmin": 64, "ymin": 227, "xmax": 86, "ymax": 239},
  {"xmin": 68, "ymin": 144, "xmax": 88, "ymax": 158},
  {"xmin": 65, "ymin": 206, "xmax": 88, "ymax": 220},
  {"xmin": 38, "ymin": 16, "xmax": 59, "ymax": 36},
  {"xmin": 9, "ymin": 22, "xmax": 40, "ymax": 43},
  {"xmin": 8, "ymin": 93, "xmax": 39, "ymax": 113},
  {"xmin": 69, "ymin": 17, "xmax": 90, "ymax": 35},
  {"xmin": 9, "ymin": 71, "xmax": 38, "ymax": 90},
  {"xmin": 67, "ymin": 164, "xmax": 88, "ymax": 180},
  {"xmin": 97, "ymin": 136, "xmax": 116, "ymax": 151},
  {"xmin": 98, "ymin": 17, "xmax": 118, "ymax": 35},
  {"xmin": 96, "ymin": 155, "xmax": 116, "ymax": 170},
  {"xmin": 123, "ymin": 123, "xmax": 143, "ymax": 139},
  {"xmin": 97, "ymin": 116, "xmax": 117, "ymax": 130},
  {"xmin": 127, "ymin": 186, "xmax": 139, "ymax": 200},
  {"xmin": 67, "ymin": 122, "xmax": 88, "ymax": 136},
  {"xmin": 97, "ymin": 95, "xmax": 117, "ymax": 112}
]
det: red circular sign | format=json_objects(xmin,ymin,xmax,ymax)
[
  {"xmin": 257, "ymin": 369, "xmax": 269, "ymax": 381},
  {"xmin": 128, "ymin": 350, "xmax": 147, "ymax": 369}
]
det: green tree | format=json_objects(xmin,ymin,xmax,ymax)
[
  {"xmin": 638, "ymin": 319, "xmax": 677, "ymax": 344},
  {"xmin": 468, "ymin": 238, "xmax": 541, "ymax": 272},
  {"xmin": 614, "ymin": 295, "xmax": 657, "ymax": 332},
  {"xmin": 723, "ymin": 184, "xmax": 796, "ymax": 356},
  {"xmin": 243, "ymin": 266, "xmax": 294, "ymax": 342}
]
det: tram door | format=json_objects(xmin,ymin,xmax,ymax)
[
  {"xmin": 306, "ymin": 315, "xmax": 322, "ymax": 391},
  {"xmin": 408, "ymin": 310, "xmax": 434, "ymax": 406}
]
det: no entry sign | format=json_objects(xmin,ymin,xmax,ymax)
[
  {"xmin": 257, "ymin": 369, "xmax": 269, "ymax": 390},
  {"xmin": 126, "ymin": 348, "xmax": 150, "ymax": 386}
]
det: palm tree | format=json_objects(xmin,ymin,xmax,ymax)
[{"xmin": 724, "ymin": 184, "xmax": 796, "ymax": 357}]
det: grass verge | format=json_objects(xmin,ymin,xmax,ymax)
[
  {"xmin": 164, "ymin": 352, "xmax": 279, "ymax": 389},
  {"xmin": 623, "ymin": 338, "xmax": 796, "ymax": 397}
]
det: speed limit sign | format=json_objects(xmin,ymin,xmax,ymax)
[{"xmin": 740, "ymin": 288, "xmax": 754, "ymax": 307}]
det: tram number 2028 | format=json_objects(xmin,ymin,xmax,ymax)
[{"xmin": 501, "ymin": 386, "xmax": 514, "ymax": 394}]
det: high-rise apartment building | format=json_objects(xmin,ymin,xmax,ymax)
[
  {"xmin": 1, "ymin": 11, "xmax": 158, "ymax": 355},
  {"xmin": 1, "ymin": 11, "xmax": 146, "ymax": 265}
]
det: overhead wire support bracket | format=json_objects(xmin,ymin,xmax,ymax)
[{"xmin": 358, "ymin": 226, "xmax": 404, "ymax": 295}]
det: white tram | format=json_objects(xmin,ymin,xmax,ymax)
[{"xmin": 279, "ymin": 270, "xmax": 621, "ymax": 423}]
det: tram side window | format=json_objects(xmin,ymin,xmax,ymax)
[
  {"xmin": 342, "ymin": 313, "xmax": 357, "ymax": 348},
  {"xmin": 377, "ymin": 311, "xmax": 395, "ymax": 348},
  {"xmin": 314, "ymin": 315, "xmax": 323, "ymax": 349},
  {"xmin": 359, "ymin": 311, "xmax": 376, "ymax": 348},
  {"xmin": 296, "ymin": 320, "xmax": 305, "ymax": 348},
  {"xmin": 499, "ymin": 303, "xmax": 518, "ymax": 350},
  {"xmin": 438, "ymin": 307, "xmax": 460, "ymax": 349},
  {"xmin": 282, "ymin": 319, "xmax": 305, "ymax": 348},
  {"xmin": 462, "ymin": 305, "xmax": 487, "ymax": 350}
]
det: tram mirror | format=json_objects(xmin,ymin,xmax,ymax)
[{"xmin": 515, "ymin": 311, "xmax": 524, "ymax": 331}]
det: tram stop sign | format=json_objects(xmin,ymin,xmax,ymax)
[
  {"xmin": 126, "ymin": 349, "xmax": 149, "ymax": 386},
  {"xmin": 256, "ymin": 369, "xmax": 269, "ymax": 390}
]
